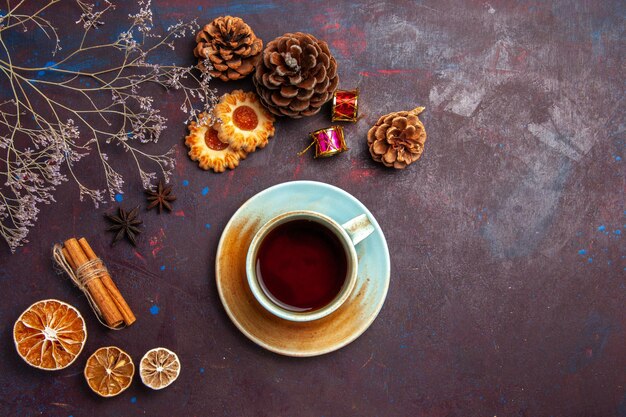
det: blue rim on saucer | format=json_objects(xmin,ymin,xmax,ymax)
[{"xmin": 215, "ymin": 180, "xmax": 390, "ymax": 357}]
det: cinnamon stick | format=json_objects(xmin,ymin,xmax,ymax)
[
  {"xmin": 62, "ymin": 247, "xmax": 77, "ymax": 270},
  {"xmin": 78, "ymin": 237, "xmax": 136, "ymax": 326},
  {"xmin": 63, "ymin": 238, "xmax": 124, "ymax": 328}
]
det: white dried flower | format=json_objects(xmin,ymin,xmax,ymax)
[{"xmin": 0, "ymin": 0, "xmax": 217, "ymax": 252}]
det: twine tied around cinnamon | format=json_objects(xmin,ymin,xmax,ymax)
[
  {"xmin": 53, "ymin": 245, "xmax": 117, "ymax": 329},
  {"xmin": 52, "ymin": 238, "xmax": 136, "ymax": 329}
]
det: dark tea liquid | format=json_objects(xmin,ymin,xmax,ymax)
[{"xmin": 255, "ymin": 219, "xmax": 348, "ymax": 312}]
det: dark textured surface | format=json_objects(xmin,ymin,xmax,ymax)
[{"xmin": 1, "ymin": 1, "xmax": 625, "ymax": 416}]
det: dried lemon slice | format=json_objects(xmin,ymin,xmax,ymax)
[
  {"xmin": 139, "ymin": 347, "xmax": 181, "ymax": 390},
  {"xmin": 84, "ymin": 346, "xmax": 134, "ymax": 397},
  {"xmin": 13, "ymin": 299, "xmax": 87, "ymax": 370}
]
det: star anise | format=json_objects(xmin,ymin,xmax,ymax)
[
  {"xmin": 105, "ymin": 206, "xmax": 143, "ymax": 246},
  {"xmin": 146, "ymin": 180, "xmax": 176, "ymax": 213}
]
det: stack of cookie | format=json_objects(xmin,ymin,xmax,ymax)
[{"xmin": 185, "ymin": 90, "xmax": 275, "ymax": 173}]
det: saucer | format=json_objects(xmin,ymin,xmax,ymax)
[{"xmin": 215, "ymin": 180, "xmax": 390, "ymax": 357}]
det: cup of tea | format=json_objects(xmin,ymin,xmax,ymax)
[{"xmin": 246, "ymin": 210, "xmax": 375, "ymax": 322}]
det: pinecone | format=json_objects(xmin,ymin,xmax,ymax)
[
  {"xmin": 367, "ymin": 107, "xmax": 427, "ymax": 169},
  {"xmin": 253, "ymin": 32, "xmax": 339, "ymax": 118},
  {"xmin": 194, "ymin": 16, "xmax": 263, "ymax": 82}
]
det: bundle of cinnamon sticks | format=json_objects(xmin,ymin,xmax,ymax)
[{"xmin": 61, "ymin": 237, "xmax": 136, "ymax": 328}]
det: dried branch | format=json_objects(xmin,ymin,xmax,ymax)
[{"xmin": 0, "ymin": 0, "xmax": 217, "ymax": 252}]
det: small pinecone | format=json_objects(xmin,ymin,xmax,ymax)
[
  {"xmin": 194, "ymin": 16, "xmax": 263, "ymax": 82},
  {"xmin": 253, "ymin": 32, "xmax": 339, "ymax": 118},
  {"xmin": 367, "ymin": 107, "xmax": 427, "ymax": 169}
]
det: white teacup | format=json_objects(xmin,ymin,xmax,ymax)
[{"xmin": 246, "ymin": 210, "xmax": 375, "ymax": 322}]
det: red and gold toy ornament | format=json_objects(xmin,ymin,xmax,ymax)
[
  {"xmin": 331, "ymin": 89, "xmax": 359, "ymax": 122},
  {"xmin": 299, "ymin": 126, "xmax": 349, "ymax": 158}
]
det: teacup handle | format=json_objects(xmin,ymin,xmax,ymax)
[{"xmin": 341, "ymin": 214, "xmax": 375, "ymax": 246}]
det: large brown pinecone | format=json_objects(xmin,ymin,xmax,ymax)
[
  {"xmin": 253, "ymin": 32, "xmax": 339, "ymax": 118},
  {"xmin": 367, "ymin": 107, "xmax": 427, "ymax": 169},
  {"xmin": 194, "ymin": 16, "xmax": 263, "ymax": 82}
]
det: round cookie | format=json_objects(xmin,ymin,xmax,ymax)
[
  {"xmin": 185, "ymin": 113, "xmax": 247, "ymax": 173},
  {"xmin": 214, "ymin": 90, "xmax": 275, "ymax": 152}
]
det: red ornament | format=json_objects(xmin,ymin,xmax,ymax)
[
  {"xmin": 331, "ymin": 89, "xmax": 359, "ymax": 122},
  {"xmin": 299, "ymin": 126, "xmax": 348, "ymax": 158}
]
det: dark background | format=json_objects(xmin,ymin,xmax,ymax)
[{"xmin": 1, "ymin": 0, "xmax": 624, "ymax": 416}]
